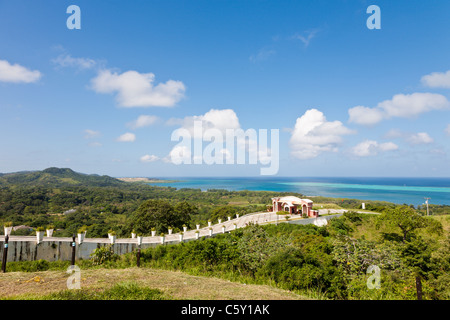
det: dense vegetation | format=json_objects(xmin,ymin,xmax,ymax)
[
  {"xmin": 0, "ymin": 168, "xmax": 283, "ymax": 237},
  {"xmin": 4, "ymin": 210, "xmax": 449, "ymax": 300},
  {"xmin": 1, "ymin": 167, "xmax": 449, "ymax": 300},
  {"xmin": 2, "ymin": 168, "xmax": 449, "ymax": 239},
  {"xmin": 128, "ymin": 209, "xmax": 449, "ymax": 300}
]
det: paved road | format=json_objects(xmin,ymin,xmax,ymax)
[{"xmin": 1, "ymin": 209, "xmax": 366, "ymax": 245}]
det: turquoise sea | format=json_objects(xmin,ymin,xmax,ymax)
[{"xmin": 148, "ymin": 177, "xmax": 450, "ymax": 206}]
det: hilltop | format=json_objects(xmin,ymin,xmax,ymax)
[{"xmin": 0, "ymin": 167, "xmax": 124, "ymax": 188}]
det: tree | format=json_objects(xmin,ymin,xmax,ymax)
[
  {"xmin": 236, "ymin": 224, "xmax": 291, "ymax": 275},
  {"xmin": 210, "ymin": 206, "xmax": 237, "ymax": 221},
  {"xmin": 130, "ymin": 199, "xmax": 192, "ymax": 235},
  {"xmin": 173, "ymin": 201, "xmax": 197, "ymax": 228},
  {"xmin": 377, "ymin": 206, "xmax": 427, "ymax": 242}
]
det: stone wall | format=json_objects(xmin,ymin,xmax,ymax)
[
  {"xmin": 0, "ymin": 237, "xmax": 186, "ymax": 262},
  {"xmin": 0, "ymin": 212, "xmax": 345, "ymax": 263}
]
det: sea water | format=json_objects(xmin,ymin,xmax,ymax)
[{"xmin": 148, "ymin": 177, "xmax": 450, "ymax": 206}]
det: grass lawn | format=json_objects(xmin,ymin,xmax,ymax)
[{"xmin": 0, "ymin": 267, "xmax": 308, "ymax": 300}]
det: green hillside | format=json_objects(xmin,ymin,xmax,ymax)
[{"xmin": 0, "ymin": 167, "xmax": 124, "ymax": 188}]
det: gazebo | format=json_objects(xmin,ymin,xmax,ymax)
[{"xmin": 271, "ymin": 196, "xmax": 318, "ymax": 217}]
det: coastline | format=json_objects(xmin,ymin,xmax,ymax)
[
  {"xmin": 117, "ymin": 177, "xmax": 180, "ymax": 183},
  {"xmin": 144, "ymin": 176, "xmax": 450, "ymax": 206}
]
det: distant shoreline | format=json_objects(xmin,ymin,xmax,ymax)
[{"xmin": 117, "ymin": 177, "xmax": 179, "ymax": 183}]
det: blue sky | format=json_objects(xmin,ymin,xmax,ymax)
[{"xmin": 1, "ymin": 0, "xmax": 450, "ymax": 177}]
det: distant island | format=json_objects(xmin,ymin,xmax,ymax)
[{"xmin": 117, "ymin": 177, "xmax": 179, "ymax": 183}]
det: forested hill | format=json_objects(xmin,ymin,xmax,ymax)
[{"xmin": 0, "ymin": 167, "xmax": 124, "ymax": 187}]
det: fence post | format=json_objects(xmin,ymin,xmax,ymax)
[
  {"xmin": 2, "ymin": 235, "xmax": 9, "ymax": 273},
  {"xmin": 136, "ymin": 246, "xmax": 141, "ymax": 267},
  {"xmin": 71, "ymin": 234, "xmax": 76, "ymax": 265},
  {"xmin": 416, "ymin": 275, "xmax": 423, "ymax": 300}
]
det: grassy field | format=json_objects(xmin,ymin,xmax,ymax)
[{"xmin": 0, "ymin": 267, "xmax": 308, "ymax": 300}]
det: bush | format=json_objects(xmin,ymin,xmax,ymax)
[
  {"xmin": 90, "ymin": 245, "xmax": 118, "ymax": 265},
  {"xmin": 343, "ymin": 211, "xmax": 363, "ymax": 224}
]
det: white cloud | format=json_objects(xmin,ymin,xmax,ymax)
[
  {"xmin": 52, "ymin": 54, "xmax": 97, "ymax": 70},
  {"xmin": 168, "ymin": 145, "xmax": 191, "ymax": 164},
  {"xmin": 167, "ymin": 108, "xmax": 276, "ymax": 167},
  {"xmin": 140, "ymin": 154, "xmax": 159, "ymax": 163},
  {"xmin": 290, "ymin": 109, "xmax": 354, "ymax": 160},
  {"xmin": 407, "ymin": 132, "xmax": 434, "ymax": 145},
  {"xmin": 348, "ymin": 93, "xmax": 450, "ymax": 125},
  {"xmin": 421, "ymin": 70, "xmax": 450, "ymax": 88},
  {"xmin": 127, "ymin": 115, "xmax": 159, "ymax": 129},
  {"xmin": 380, "ymin": 93, "xmax": 449, "ymax": 118},
  {"xmin": 173, "ymin": 108, "xmax": 241, "ymax": 138},
  {"xmin": 84, "ymin": 129, "xmax": 100, "ymax": 139},
  {"xmin": 383, "ymin": 129, "xmax": 434, "ymax": 145},
  {"xmin": 351, "ymin": 140, "xmax": 398, "ymax": 157},
  {"xmin": 348, "ymin": 105, "xmax": 384, "ymax": 126},
  {"xmin": 167, "ymin": 109, "xmax": 241, "ymax": 164},
  {"xmin": 378, "ymin": 142, "xmax": 399, "ymax": 152},
  {"xmin": 117, "ymin": 132, "xmax": 136, "ymax": 142},
  {"xmin": 0, "ymin": 59, "xmax": 42, "ymax": 83},
  {"xmin": 91, "ymin": 69, "xmax": 185, "ymax": 107}
]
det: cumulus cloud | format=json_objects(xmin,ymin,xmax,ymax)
[
  {"xmin": 421, "ymin": 70, "xmax": 450, "ymax": 88},
  {"xmin": 407, "ymin": 132, "xmax": 434, "ymax": 145},
  {"xmin": 167, "ymin": 108, "xmax": 276, "ymax": 168},
  {"xmin": 348, "ymin": 105, "xmax": 385, "ymax": 126},
  {"xmin": 117, "ymin": 132, "xmax": 136, "ymax": 142},
  {"xmin": 91, "ymin": 69, "xmax": 185, "ymax": 107},
  {"xmin": 0, "ymin": 59, "xmax": 42, "ymax": 83},
  {"xmin": 170, "ymin": 109, "xmax": 241, "ymax": 138},
  {"xmin": 351, "ymin": 140, "xmax": 398, "ymax": 157},
  {"xmin": 52, "ymin": 54, "xmax": 97, "ymax": 70},
  {"xmin": 289, "ymin": 109, "xmax": 354, "ymax": 160},
  {"xmin": 167, "ymin": 109, "xmax": 241, "ymax": 164},
  {"xmin": 127, "ymin": 115, "xmax": 159, "ymax": 129},
  {"xmin": 168, "ymin": 145, "xmax": 192, "ymax": 165},
  {"xmin": 348, "ymin": 93, "xmax": 450, "ymax": 125},
  {"xmin": 140, "ymin": 154, "xmax": 159, "ymax": 163},
  {"xmin": 445, "ymin": 124, "xmax": 450, "ymax": 135}
]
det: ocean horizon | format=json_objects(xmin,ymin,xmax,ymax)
[{"xmin": 147, "ymin": 176, "xmax": 450, "ymax": 207}]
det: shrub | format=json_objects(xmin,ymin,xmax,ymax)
[
  {"xmin": 90, "ymin": 245, "xmax": 118, "ymax": 265},
  {"xmin": 343, "ymin": 211, "xmax": 363, "ymax": 224},
  {"xmin": 328, "ymin": 217, "xmax": 353, "ymax": 235}
]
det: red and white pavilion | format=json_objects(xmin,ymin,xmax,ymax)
[{"xmin": 271, "ymin": 196, "xmax": 318, "ymax": 217}]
